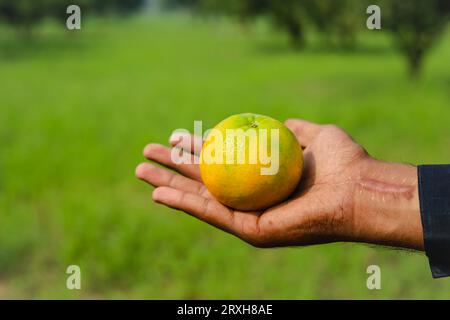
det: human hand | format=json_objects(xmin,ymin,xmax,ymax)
[{"xmin": 136, "ymin": 119, "xmax": 424, "ymax": 250}]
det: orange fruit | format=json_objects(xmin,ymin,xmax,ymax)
[{"xmin": 200, "ymin": 113, "xmax": 303, "ymax": 211}]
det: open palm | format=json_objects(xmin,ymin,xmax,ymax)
[{"xmin": 136, "ymin": 119, "xmax": 369, "ymax": 247}]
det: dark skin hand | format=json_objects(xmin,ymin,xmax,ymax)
[{"xmin": 136, "ymin": 119, "xmax": 424, "ymax": 251}]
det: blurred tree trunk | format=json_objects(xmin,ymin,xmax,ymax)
[
  {"xmin": 408, "ymin": 47, "xmax": 424, "ymax": 79},
  {"xmin": 22, "ymin": 22, "xmax": 33, "ymax": 40},
  {"xmin": 287, "ymin": 23, "xmax": 304, "ymax": 49}
]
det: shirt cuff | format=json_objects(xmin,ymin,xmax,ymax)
[{"xmin": 418, "ymin": 165, "xmax": 450, "ymax": 278}]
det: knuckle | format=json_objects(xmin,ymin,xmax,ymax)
[
  {"xmin": 241, "ymin": 228, "xmax": 272, "ymax": 248},
  {"xmin": 199, "ymin": 185, "xmax": 209, "ymax": 197},
  {"xmin": 245, "ymin": 236, "xmax": 270, "ymax": 248},
  {"xmin": 354, "ymin": 145, "xmax": 369, "ymax": 158},
  {"xmin": 323, "ymin": 124, "xmax": 341, "ymax": 132},
  {"xmin": 201, "ymin": 198, "xmax": 215, "ymax": 216},
  {"xmin": 284, "ymin": 118, "xmax": 296, "ymax": 125}
]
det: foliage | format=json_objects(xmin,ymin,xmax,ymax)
[
  {"xmin": 302, "ymin": 0, "xmax": 367, "ymax": 49},
  {"xmin": 162, "ymin": 0, "xmax": 450, "ymax": 77},
  {"xmin": 384, "ymin": 0, "xmax": 450, "ymax": 77},
  {"xmin": 0, "ymin": 0, "xmax": 145, "ymax": 34}
]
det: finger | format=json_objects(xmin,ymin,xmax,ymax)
[
  {"xmin": 135, "ymin": 163, "xmax": 210, "ymax": 197},
  {"xmin": 259, "ymin": 193, "xmax": 322, "ymax": 245},
  {"xmin": 152, "ymin": 186, "xmax": 235, "ymax": 234},
  {"xmin": 284, "ymin": 119, "xmax": 322, "ymax": 147},
  {"xmin": 169, "ymin": 132, "xmax": 203, "ymax": 156},
  {"xmin": 143, "ymin": 143, "xmax": 201, "ymax": 181}
]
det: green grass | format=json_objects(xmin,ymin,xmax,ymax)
[{"xmin": 0, "ymin": 13, "xmax": 449, "ymax": 299}]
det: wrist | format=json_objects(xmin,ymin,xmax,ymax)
[{"xmin": 351, "ymin": 157, "xmax": 424, "ymax": 251}]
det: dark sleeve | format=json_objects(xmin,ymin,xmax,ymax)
[{"xmin": 418, "ymin": 165, "xmax": 450, "ymax": 278}]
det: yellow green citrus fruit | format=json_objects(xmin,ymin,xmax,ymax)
[{"xmin": 200, "ymin": 113, "xmax": 303, "ymax": 211}]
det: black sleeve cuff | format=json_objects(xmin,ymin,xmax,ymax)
[{"xmin": 418, "ymin": 165, "xmax": 450, "ymax": 278}]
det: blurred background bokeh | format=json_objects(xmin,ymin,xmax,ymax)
[{"xmin": 0, "ymin": 0, "xmax": 449, "ymax": 299}]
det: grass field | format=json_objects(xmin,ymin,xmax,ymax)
[{"xmin": 0, "ymin": 13, "xmax": 449, "ymax": 299}]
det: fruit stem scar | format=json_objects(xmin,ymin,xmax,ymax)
[{"xmin": 357, "ymin": 178, "xmax": 415, "ymax": 200}]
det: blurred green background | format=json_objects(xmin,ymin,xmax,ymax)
[{"xmin": 0, "ymin": 1, "xmax": 449, "ymax": 299}]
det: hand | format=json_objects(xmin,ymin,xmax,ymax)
[{"xmin": 136, "ymin": 119, "xmax": 424, "ymax": 250}]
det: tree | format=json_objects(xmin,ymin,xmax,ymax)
[
  {"xmin": 302, "ymin": 0, "xmax": 366, "ymax": 49},
  {"xmin": 0, "ymin": 0, "xmax": 145, "ymax": 37},
  {"xmin": 385, "ymin": 0, "xmax": 450, "ymax": 77},
  {"xmin": 90, "ymin": 0, "xmax": 146, "ymax": 15},
  {"xmin": 0, "ymin": 0, "xmax": 52, "ymax": 36},
  {"xmin": 265, "ymin": 0, "xmax": 306, "ymax": 48}
]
